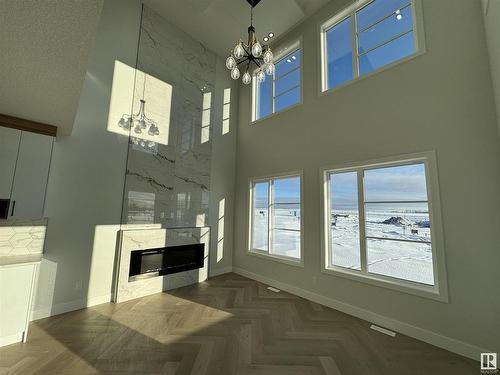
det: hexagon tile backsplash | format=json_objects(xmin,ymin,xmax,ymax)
[{"xmin": 0, "ymin": 219, "xmax": 47, "ymax": 257}]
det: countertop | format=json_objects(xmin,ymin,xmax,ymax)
[{"xmin": 0, "ymin": 254, "xmax": 43, "ymax": 267}]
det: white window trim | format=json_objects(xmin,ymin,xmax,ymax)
[
  {"xmin": 247, "ymin": 170, "xmax": 304, "ymax": 267},
  {"xmin": 251, "ymin": 40, "xmax": 303, "ymax": 123},
  {"xmin": 320, "ymin": 151, "xmax": 449, "ymax": 302},
  {"xmin": 319, "ymin": 0, "xmax": 426, "ymax": 94}
]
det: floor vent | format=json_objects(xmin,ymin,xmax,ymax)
[
  {"xmin": 267, "ymin": 286, "xmax": 281, "ymax": 293},
  {"xmin": 370, "ymin": 324, "xmax": 396, "ymax": 337}
]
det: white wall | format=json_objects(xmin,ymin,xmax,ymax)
[
  {"xmin": 209, "ymin": 59, "xmax": 239, "ymax": 276},
  {"xmin": 482, "ymin": 0, "xmax": 500, "ymax": 136},
  {"xmin": 33, "ymin": 0, "xmax": 142, "ymax": 317},
  {"xmin": 233, "ymin": 0, "xmax": 500, "ymax": 358}
]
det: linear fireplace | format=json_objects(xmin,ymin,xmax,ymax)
[{"xmin": 128, "ymin": 243, "xmax": 205, "ymax": 281}]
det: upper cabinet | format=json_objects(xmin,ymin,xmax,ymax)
[
  {"xmin": 0, "ymin": 127, "xmax": 21, "ymax": 199},
  {"xmin": 0, "ymin": 126, "xmax": 54, "ymax": 220}
]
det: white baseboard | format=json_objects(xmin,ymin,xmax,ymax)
[
  {"xmin": 209, "ymin": 266, "xmax": 233, "ymax": 277},
  {"xmin": 233, "ymin": 267, "xmax": 487, "ymax": 361},
  {"xmin": 31, "ymin": 293, "xmax": 111, "ymax": 321}
]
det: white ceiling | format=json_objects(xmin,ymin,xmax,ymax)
[
  {"xmin": 143, "ymin": 0, "xmax": 330, "ymax": 58},
  {"xmin": 0, "ymin": 0, "xmax": 103, "ymax": 136}
]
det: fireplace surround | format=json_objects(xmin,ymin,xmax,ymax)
[{"xmin": 114, "ymin": 226, "xmax": 209, "ymax": 303}]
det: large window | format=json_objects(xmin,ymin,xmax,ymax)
[
  {"xmin": 321, "ymin": 0, "xmax": 422, "ymax": 91},
  {"xmin": 321, "ymin": 152, "xmax": 447, "ymax": 300},
  {"xmin": 253, "ymin": 42, "xmax": 301, "ymax": 121},
  {"xmin": 249, "ymin": 173, "xmax": 302, "ymax": 264}
]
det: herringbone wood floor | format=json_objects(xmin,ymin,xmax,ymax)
[{"xmin": 0, "ymin": 273, "xmax": 476, "ymax": 374}]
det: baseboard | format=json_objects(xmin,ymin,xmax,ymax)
[
  {"xmin": 233, "ymin": 267, "xmax": 487, "ymax": 361},
  {"xmin": 31, "ymin": 293, "xmax": 111, "ymax": 321},
  {"xmin": 209, "ymin": 265, "xmax": 233, "ymax": 277}
]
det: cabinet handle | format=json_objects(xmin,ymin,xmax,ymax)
[{"xmin": 10, "ymin": 200, "xmax": 16, "ymax": 216}]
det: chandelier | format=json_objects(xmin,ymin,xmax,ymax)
[
  {"xmin": 118, "ymin": 74, "xmax": 160, "ymax": 149},
  {"xmin": 225, "ymin": 0, "xmax": 275, "ymax": 85}
]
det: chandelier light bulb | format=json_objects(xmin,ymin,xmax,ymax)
[
  {"xmin": 226, "ymin": 55, "xmax": 236, "ymax": 70},
  {"xmin": 242, "ymin": 71, "xmax": 252, "ymax": 85},
  {"xmin": 264, "ymin": 63, "xmax": 275, "ymax": 76},
  {"xmin": 234, "ymin": 43, "xmax": 245, "ymax": 59},
  {"xmin": 263, "ymin": 49, "xmax": 273, "ymax": 64},
  {"xmin": 257, "ymin": 69, "xmax": 266, "ymax": 83},
  {"xmin": 134, "ymin": 125, "xmax": 142, "ymax": 134},
  {"xmin": 252, "ymin": 41, "xmax": 263, "ymax": 57},
  {"xmin": 231, "ymin": 66, "xmax": 240, "ymax": 80}
]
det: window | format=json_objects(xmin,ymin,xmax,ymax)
[
  {"xmin": 321, "ymin": 152, "xmax": 448, "ymax": 301},
  {"xmin": 253, "ymin": 42, "xmax": 301, "ymax": 121},
  {"xmin": 249, "ymin": 173, "xmax": 302, "ymax": 264},
  {"xmin": 321, "ymin": 0, "xmax": 422, "ymax": 91}
]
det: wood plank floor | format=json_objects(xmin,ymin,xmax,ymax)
[{"xmin": 0, "ymin": 273, "xmax": 477, "ymax": 374}]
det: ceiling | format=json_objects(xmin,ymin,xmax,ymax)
[
  {"xmin": 0, "ymin": 0, "xmax": 103, "ymax": 136},
  {"xmin": 143, "ymin": 0, "xmax": 330, "ymax": 58}
]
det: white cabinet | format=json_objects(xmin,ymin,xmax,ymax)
[
  {"xmin": 10, "ymin": 132, "xmax": 53, "ymax": 219},
  {"xmin": 0, "ymin": 261, "xmax": 39, "ymax": 347},
  {"xmin": 0, "ymin": 126, "xmax": 53, "ymax": 219},
  {"xmin": 0, "ymin": 127, "xmax": 21, "ymax": 199}
]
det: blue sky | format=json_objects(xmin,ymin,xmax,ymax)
[{"xmin": 255, "ymin": 164, "xmax": 427, "ymax": 209}]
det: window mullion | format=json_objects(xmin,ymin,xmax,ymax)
[
  {"xmin": 351, "ymin": 13, "xmax": 360, "ymax": 79},
  {"xmin": 271, "ymin": 70, "xmax": 276, "ymax": 114},
  {"xmin": 268, "ymin": 179, "xmax": 273, "ymax": 254},
  {"xmin": 357, "ymin": 169, "xmax": 368, "ymax": 273}
]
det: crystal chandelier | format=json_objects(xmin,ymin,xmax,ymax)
[
  {"xmin": 226, "ymin": 0, "xmax": 274, "ymax": 85},
  {"xmin": 118, "ymin": 74, "xmax": 160, "ymax": 149}
]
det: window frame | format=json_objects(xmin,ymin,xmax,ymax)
[
  {"xmin": 252, "ymin": 40, "xmax": 303, "ymax": 123},
  {"xmin": 248, "ymin": 170, "xmax": 304, "ymax": 267},
  {"xmin": 319, "ymin": 0, "xmax": 426, "ymax": 94},
  {"xmin": 320, "ymin": 151, "xmax": 449, "ymax": 302}
]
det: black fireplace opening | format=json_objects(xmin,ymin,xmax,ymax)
[{"xmin": 129, "ymin": 243, "xmax": 204, "ymax": 280}]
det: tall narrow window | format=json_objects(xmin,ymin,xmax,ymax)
[
  {"xmin": 253, "ymin": 43, "xmax": 301, "ymax": 121},
  {"xmin": 321, "ymin": 0, "xmax": 420, "ymax": 91},
  {"xmin": 222, "ymin": 88, "xmax": 231, "ymax": 135},
  {"xmin": 322, "ymin": 152, "xmax": 447, "ymax": 301},
  {"xmin": 250, "ymin": 173, "xmax": 302, "ymax": 262},
  {"xmin": 201, "ymin": 92, "xmax": 211, "ymax": 143}
]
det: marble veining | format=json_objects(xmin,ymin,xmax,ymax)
[
  {"xmin": 121, "ymin": 6, "xmax": 215, "ymax": 228},
  {"xmin": 114, "ymin": 227, "xmax": 210, "ymax": 303}
]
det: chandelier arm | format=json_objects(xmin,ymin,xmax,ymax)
[{"xmin": 236, "ymin": 56, "xmax": 251, "ymax": 65}]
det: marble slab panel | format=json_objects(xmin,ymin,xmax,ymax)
[{"xmin": 114, "ymin": 226, "xmax": 209, "ymax": 303}]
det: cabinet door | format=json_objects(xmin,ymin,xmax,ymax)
[
  {"xmin": 0, "ymin": 127, "xmax": 21, "ymax": 199},
  {"xmin": 0, "ymin": 264, "xmax": 35, "ymax": 346},
  {"xmin": 10, "ymin": 132, "xmax": 53, "ymax": 219}
]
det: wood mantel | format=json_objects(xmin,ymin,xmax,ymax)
[{"xmin": 0, "ymin": 113, "xmax": 57, "ymax": 137}]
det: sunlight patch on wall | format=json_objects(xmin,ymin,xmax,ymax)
[
  {"xmin": 222, "ymin": 88, "xmax": 231, "ymax": 135},
  {"xmin": 107, "ymin": 60, "xmax": 172, "ymax": 146},
  {"xmin": 217, "ymin": 198, "xmax": 225, "ymax": 262}
]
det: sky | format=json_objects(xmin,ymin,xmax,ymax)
[{"xmin": 255, "ymin": 163, "xmax": 428, "ymax": 209}]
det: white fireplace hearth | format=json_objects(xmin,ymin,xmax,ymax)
[{"xmin": 113, "ymin": 226, "xmax": 209, "ymax": 303}]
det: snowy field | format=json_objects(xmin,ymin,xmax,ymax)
[{"xmin": 253, "ymin": 207, "xmax": 434, "ymax": 285}]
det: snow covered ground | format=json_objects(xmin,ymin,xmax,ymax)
[{"xmin": 252, "ymin": 207, "xmax": 434, "ymax": 285}]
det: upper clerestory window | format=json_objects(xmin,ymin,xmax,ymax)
[{"xmin": 320, "ymin": 0, "xmax": 423, "ymax": 92}]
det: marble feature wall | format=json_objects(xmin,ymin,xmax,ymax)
[
  {"xmin": 114, "ymin": 226, "xmax": 209, "ymax": 303},
  {"xmin": 121, "ymin": 6, "xmax": 215, "ymax": 229},
  {"xmin": 0, "ymin": 219, "xmax": 47, "ymax": 256}
]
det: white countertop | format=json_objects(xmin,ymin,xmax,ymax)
[{"xmin": 0, "ymin": 254, "xmax": 43, "ymax": 267}]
